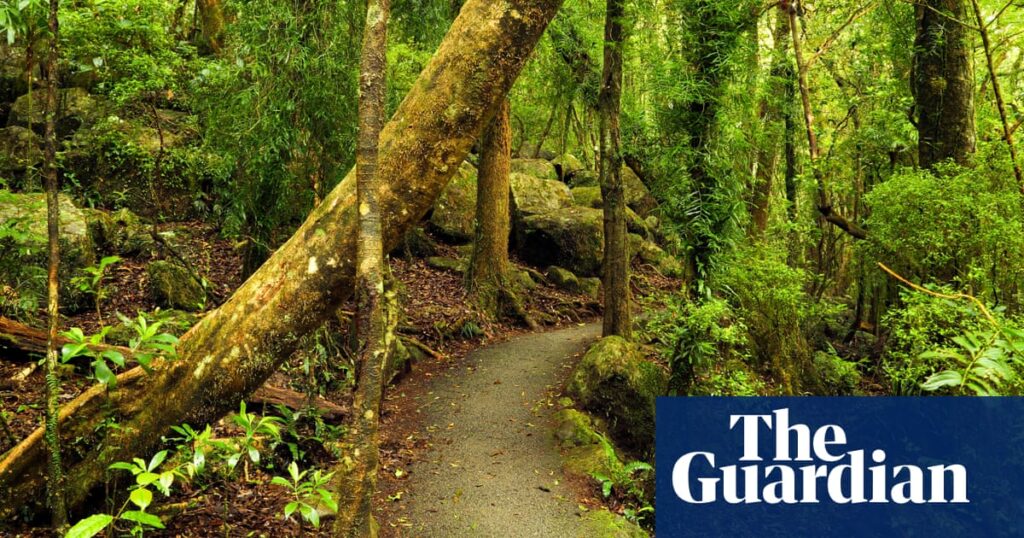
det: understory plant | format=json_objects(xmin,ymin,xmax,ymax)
[{"xmin": 271, "ymin": 460, "xmax": 337, "ymax": 530}]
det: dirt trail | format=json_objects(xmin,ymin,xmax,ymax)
[{"xmin": 394, "ymin": 322, "xmax": 601, "ymax": 537}]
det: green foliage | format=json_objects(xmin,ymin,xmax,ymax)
[
  {"xmin": 919, "ymin": 328, "xmax": 1024, "ymax": 396},
  {"xmin": 813, "ymin": 348, "xmax": 863, "ymax": 396},
  {"xmin": 67, "ymin": 450, "xmax": 180, "ymax": 537},
  {"xmin": 60, "ymin": 326, "xmax": 125, "ymax": 387},
  {"xmin": 0, "ymin": 191, "xmax": 45, "ymax": 320},
  {"xmin": 642, "ymin": 293, "xmax": 748, "ymax": 393},
  {"xmin": 71, "ymin": 254, "xmax": 120, "ymax": 317},
  {"xmin": 60, "ymin": 0, "xmax": 197, "ymax": 107},
  {"xmin": 271, "ymin": 460, "xmax": 336, "ymax": 529},
  {"xmin": 864, "ymin": 162, "xmax": 1024, "ymax": 302},
  {"xmin": 717, "ymin": 244, "xmax": 839, "ymax": 394},
  {"xmin": 880, "ymin": 289, "xmax": 996, "ymax": 394},
  {"xmin": 195, "ymin": 0, "xmax": 360, "ymax": 272}
]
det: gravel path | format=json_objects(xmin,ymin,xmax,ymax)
[{"xmin": 398, "ymin": 322, "xmax": 601, "ymax": 537}]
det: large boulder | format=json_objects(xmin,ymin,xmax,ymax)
[
  {"xmin": 0, "ymin": 192, "xmax": 96, "ymax": 312},
  {"xmin": 552, "ymin": 153, "xmax": 585, "ymax": 181},
  {"xmin": 9, "ymin": 87, "xmax": 105, "ymax": 138},
  {"xmin": 567, "ymin": 166, "xmax": 657, "ymax": 217},
  {"xmin": 428, "ymin": 161, "xmax": 478, "ymax": 241},
  {"xmin": 622, "ymin": 165, "xmax": 658, "ymax": 216},
  {"xmin": 567, "ymin": 336, "xmax": 667, "ymax": 453},
  {"xmin": 0, "ymin": 126, "xmax": 43, "ymax": 189},
  {"xmin": 62, "ymin": 116, "xmax": 215, "ymax": 220},
  {"xmin": 510, "ymin": 172, "xmax": 573, "ymax": 223},
  {"xmin": 516, "ymin": 206, "xmax": 603, "ymax": 276},
  {"xmin": 510, "ymin": 158, "xmax": 558, "ymax": 180},
  {"xmin": 147, "ymin": 261, "xmax": 205, "ymax": 311},
  {"xmin": 82, "ymin": 207, "xmax": 157, "ymax": 257}
]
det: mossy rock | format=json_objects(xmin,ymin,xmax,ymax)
[
  {"xmin": 429, "ymin": 161, "xmax": 478, "ymax": 241},
  {"xmin": 510, "ymin": 172, "xmax": 573, "ymax": 226},
  {"xmin": 0, "ymin": 126, "xmax": 43, "ymax": 189},
  {"xmin": 510, "ymin": 158, "xmax": 558, "ymax": 180},
  {"xmin": 546, "ymin": 265, "xmax": 580, "ymax": 292},
  {"xmin": 579, "ymin": 509, "xmax": 649, "ymax": 538},
  {"xmin": 0, "ymin": 192, "xmax": 96, "ymax": 312},
  {"xmin": 426, "ymin": 256, "xmax": 466, "ymax": 274},
  {"xmin": 635, "ymin": 240, "xmax": 683, "ymax": 278},
  {"xmin": 814, "ymin": 351, "xmax": 862, "ymax": 396},
  {"xmin": 517, "ymin": 207, "xmax": 603, "ymax": 277},
  {"xmin": 568, "ymin": 336, "xmax": 668, "ymax": 453},
  {"xmin": 552, "ymin": 153, "xmax": 585, "ymax": 181},
  {"xmin": 554, "ymin": 408, "xmax": 605, "ymax": 448},
  {"xmin": 83, "ymin": 207, "xmax": 157, "ymax": 257},
  {"xmin": 563, "ymin": 442, "xmax": 624, "ymax": 480},
  {"xmin": 9, "ymin": 87, "xmax": 105, "ymax": 138},
  {"xmin": 621, "ymin": 165, "xmax": 658, "ymax": 217},
  {"xmin": 571, "ymin": 186, "xmax": 602, "ymax": 209},
  {"xmin": 61, "ymin": 116, "xmax": 217, "ymax": 219},
  {"xmin": 511, "ymin": 267, "xmax": 537, "ymax": 290},
  {"xmin": 569, "ymin": 169, "xmax": 599, "ymax": 188},
  {"xmin": 578, "ymin": 277, "xmax": 602, "ymax": 299},
  {"xmin": 147, "ymin": 261, "xmax": 205, "ymax": 311}
]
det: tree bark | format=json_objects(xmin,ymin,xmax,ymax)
[
  {"xmin": 334, "ymin": 0, "xmax": 389, "ymax": 535},
  {"xmin": 196, "ymin": 0, "xmax": 225, "ymax": 54},
  {"xmin": 0, "ymin": 0, "xmax": 564, "ymax": 520},
  {"xmin": 43, "ymin": 0, "xmax": 67, "ymax": 529},
  {"xmin": 599, "ymin": 0, "xmax": 630, "ymax": 339},
  {"xmin": 749, "ymin": 10, "xmax": 792, "ymax": 236},
  {"xmin": 467, "ymin": 99, "xmax": 518, "ymax": 320},
  {"xmin": 913, "ymin": 0, "xmax": 976, "ymax": 169}
]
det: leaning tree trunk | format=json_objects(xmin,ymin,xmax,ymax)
[
  {"xmin": 334, "ymin": 0, "xmax": 389, "ymax": 535},
  {"xmin": 0, "ymin": 0, "xmax": 564, "ymax": 520},
  {"xmin": 466, "ymin": 99, "xmax": 521, "ymax": 321},
  {"xmin": 599, "ymin": 0, "xmax": 630, "ymax": 339},
  {"xmin": 913, "ymin": 0, "xmax": 975, "ymax": 169}
]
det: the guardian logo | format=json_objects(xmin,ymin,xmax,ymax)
[{"xmin": 671, "ymin": 408, "xmax": 969, "ymax": 505}]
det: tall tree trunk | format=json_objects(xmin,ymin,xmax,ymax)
[
  {"xmin": 0, "ymin": 0, "xmax": 564, "ymax": 520},
  {"xmin": 466, "ymin": 99, "xmax": 527, "ymax": 323},
  {"xmin": 749, "ymin": 9, "xmax": 792, "ymax": 236},
  {"xmin": 43, "ymin": 0, "xmax": 67, "ymax": 530},
  {"xmin": 196, "ymin": 0, "xmax": 225, "ymax": 54},
  {"xmin": 333, "ymin": 0, "xmax": 389, "ymax": 536},
  {"xmin": 967, "ymin": 0, "xmax": 1023, "ymax": 191},
  {"xmin": 913, "ymin": 0, "xmax": 975, "ymax": 169},
  {"xmin": 599, "ymin": 0, "xmax": 630, "ymax": 339}
]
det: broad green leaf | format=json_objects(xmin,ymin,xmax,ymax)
[
  {"xmin": 921, "ymin": 370, "xmax": 963, "ymax": 392},
  {"xmin": 121, "ymin": 510, "xmax": 165, "ymax": 529},
  {"xmin": 129, "ymin": 487, "xmax": 153, "ymax": 510},
  {"xmin": 65, "ymin": 513, "xmax": 114, "ymax": 538}
]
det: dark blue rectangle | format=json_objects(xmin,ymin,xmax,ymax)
[{"xmin": 655, "ymin": 397, "xmax": 1024, "ymax": 537}]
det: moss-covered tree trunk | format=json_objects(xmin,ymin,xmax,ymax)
[
  {"xmin": 0, "ymin": 0, "xmax": 563, "ymax": 520},
  {"xmin": 42, "ymin": 0, "xmax": 67, "ymax": 530},
  {"xmin": 913, "ymin": 0, "xmax": 975, "ymax": 169},
  {"xmin": 333, "ymin": 0, "xmax": 389, "ymax": 536},
  {"xmin": 749, "ymin": 10, "xmax": 792, "ymax": 236},
  {"xmin": 599, "ymin": 0, "xmax": 630, "ymax": 339},
  {"xmin": 196, "ymin": 0, "xmax": 225, "ymax": 54},
  {"xmin": 466, "ymin": 99, "xmax": 518, "ymax": 320}
]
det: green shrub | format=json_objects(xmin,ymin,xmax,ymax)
[
  {"xmin": 716, "ymin": 244, "xmax": 840, "ymax": 394},
  {"xmin": 641, "ymin": 294, "xmax": 748, "ymax": 394},
  {"xmin": 813, "ymin": 350, "xmax": 862, "ymax": 396},
  {"xmin": 881, "ymin": 289, "xmax": 992, "ymax": 394}
]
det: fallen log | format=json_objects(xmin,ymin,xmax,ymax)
[
  {"xmin": 0, "ymin": 316, "xmax": 130, "ymax": 364},
  {"xmin": 251, "ymin": 385, "xmax": 347, "ymax": 422},
  {"xmin": 0, "ymin": 0, "xmax": 564, "ymax": 521}
]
